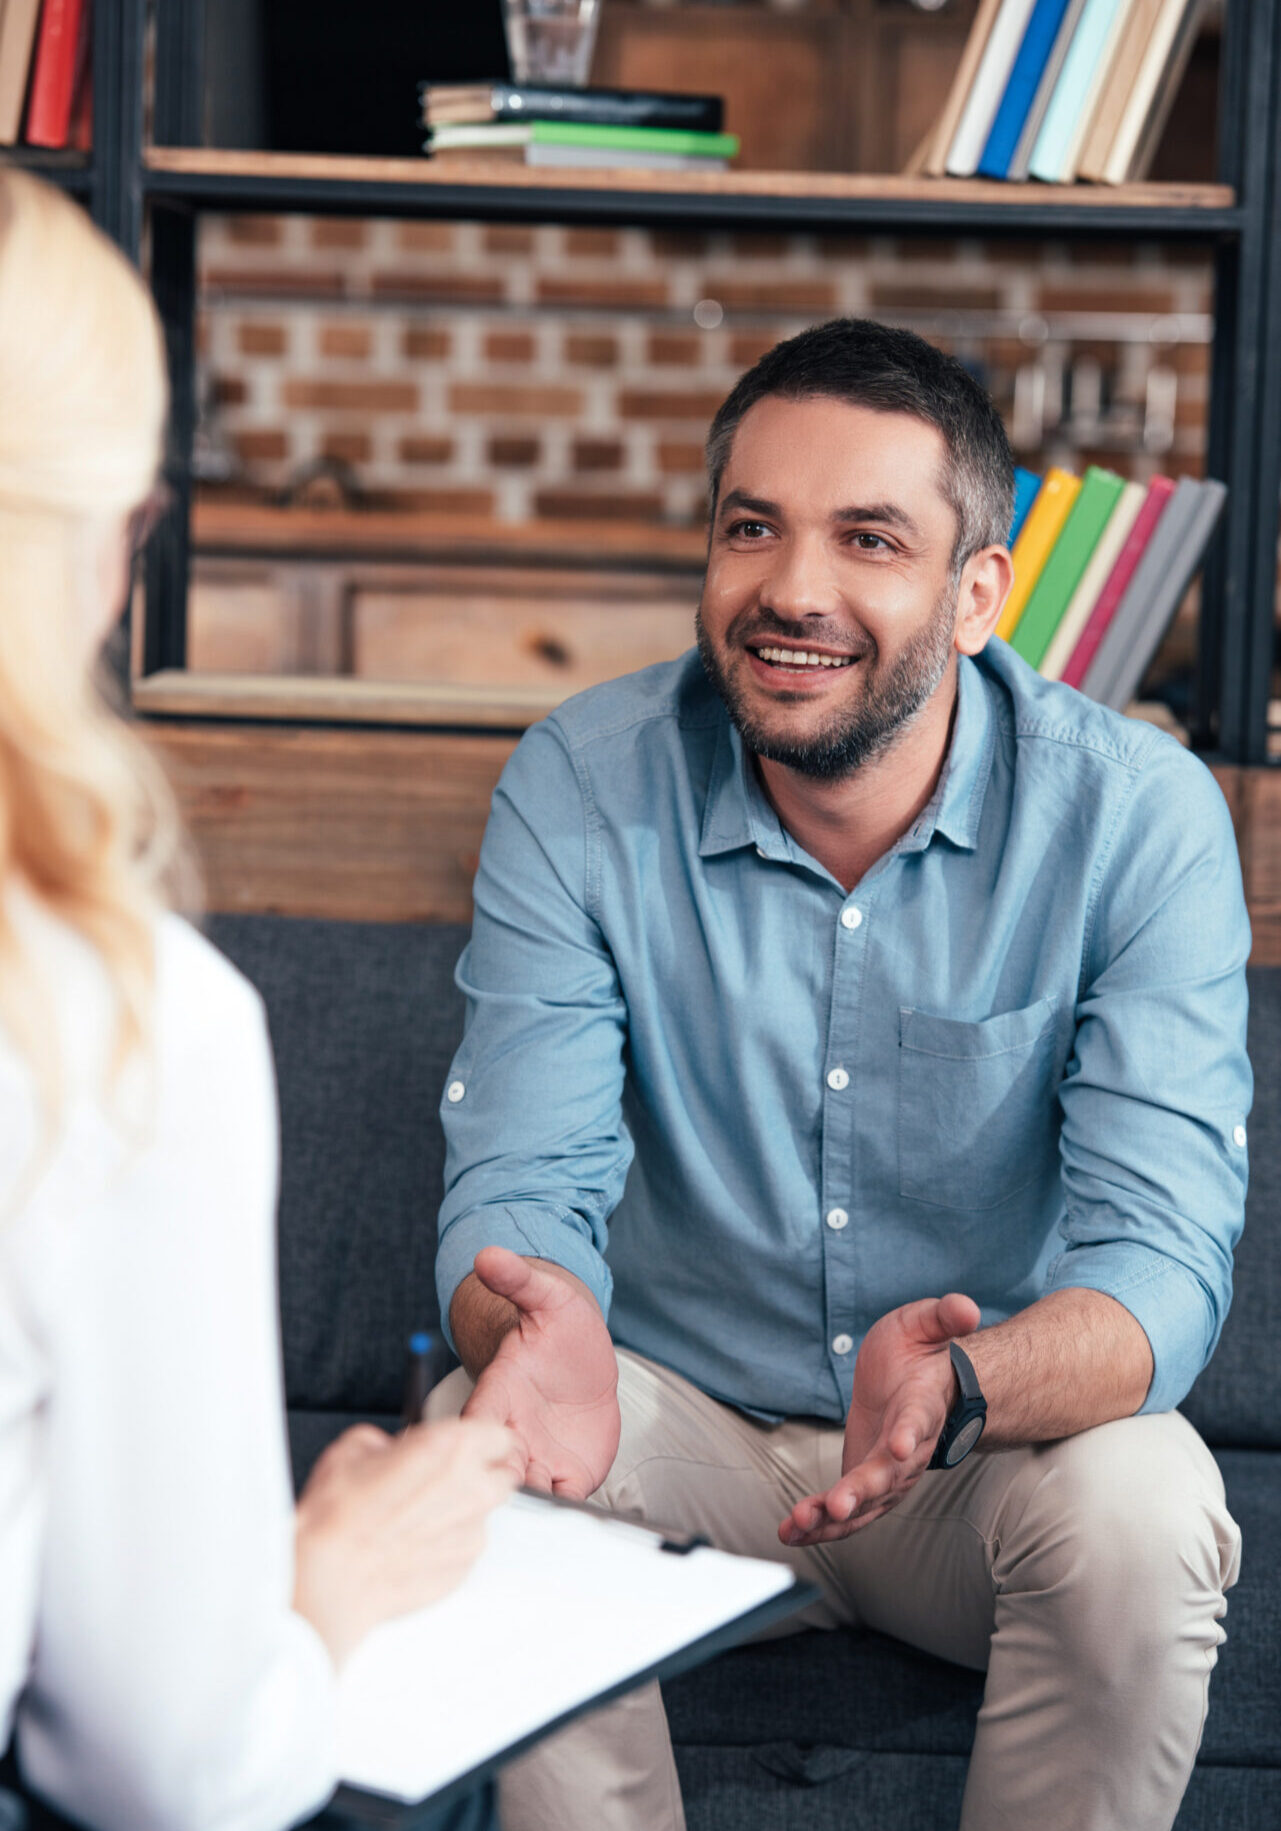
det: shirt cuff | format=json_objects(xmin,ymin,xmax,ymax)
[
  {"xmin": 1045, "ymin": 1243, "xmax": 1218, "ymax": 1415},
  {"xmin": 436, "ymin": 1205, "xmax": 614, "ymax": 1353}
]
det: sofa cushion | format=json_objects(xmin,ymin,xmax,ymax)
[
  {"xmin": 207, "ymin": 915, "xmax": 469, "ymax": 1415},
  {"xmin": 1180, "ymin": 969, "xmax": 1281, "ymax": 1449}
]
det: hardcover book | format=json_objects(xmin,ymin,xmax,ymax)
[
  {"xmin": 25, "ymin": 0, "xmax": 86, "ymax": 148},
  {"xmin": 1010, "ymin": 466, "xmax": 1125, "ymax": 669},
  {"xmin": 422, "ymin": 82, "xmax": 724, "ymax": 135},
  {"xmin": 0, "ymin": 0, "xmax": 44, "ymax": 144}
]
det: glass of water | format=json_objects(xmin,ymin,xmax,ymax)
[{"xmin": 501, "ymin": 0, "xmax": 602, "ymax": 87}]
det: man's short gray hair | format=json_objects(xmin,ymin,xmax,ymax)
[{"xmin": 705, "ymin": 318, "xmax": 1015, "ymax": 580}]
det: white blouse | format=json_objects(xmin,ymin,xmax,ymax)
[{"xmin": 0, "ymin": 888, "xmax": 337, "ymax": 1831}]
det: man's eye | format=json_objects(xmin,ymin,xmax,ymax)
[
  {"xmin": 729, "ymin": 519, "xmax": 772, "ymax": 540},
  {"xmin": 852, "ymin": 532, "xmax": 889, "ymax": 551}
]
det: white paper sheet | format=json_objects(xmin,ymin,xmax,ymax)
[{"xmin": 335, "ymin": 1491, "xmax": 796, "ymax": 1803}]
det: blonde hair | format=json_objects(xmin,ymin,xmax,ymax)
[{"xmin": 0, "ymin": 169, "xmax": 189, "ymax": 1126}]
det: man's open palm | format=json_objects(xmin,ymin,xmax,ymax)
[
  {"xmin": 781, "ymin": 1292, "xmax": 981, "ymax": 1547},
  {"xmin": 461, "ymin": 1246, "xmax": 620, "ymax": 1499}
]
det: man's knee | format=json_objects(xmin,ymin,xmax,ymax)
[
  {"xmin": 996, "ymin": 1414, "xmax": 1239, "ymax": 1677},
  {"xmin": 424, "ymin": 1363, "xmax": 474, "ymax": 1424}
]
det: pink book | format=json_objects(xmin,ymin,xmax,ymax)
[{"xmin": 1061, "ymin": 475, "xmax": 1175, "ymax": 689}]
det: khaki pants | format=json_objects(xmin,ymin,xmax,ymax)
[{"xmin": 428, "ymin": 1347, "xmax": 1240, "ymax": 1831}]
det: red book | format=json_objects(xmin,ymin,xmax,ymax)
[
  {"xmin": 67, "ymin": 0, "xmax": 92, "ymax": 151},
  {"xmin": 1061, "ymin": 476, "xmax": 1175, "ymax": 689},
  {"xmin": 24, "ymin": 0, "xmax": 86, "ymax": 149}
]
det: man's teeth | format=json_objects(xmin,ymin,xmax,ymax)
[{"xmin": 755, "ymin": 646, "xmax": 855, "ymax": 669}]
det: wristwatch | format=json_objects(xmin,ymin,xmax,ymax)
[{"xmin": 928, "ymin": 1341, "xmax": 987, "ymax": 1470}]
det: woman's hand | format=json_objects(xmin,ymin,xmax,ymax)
[{"xmin": 293, "ymin": 1417, "xmax": 518, "ymax": 1667}]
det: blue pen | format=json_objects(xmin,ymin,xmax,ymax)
[{"xmin": 400, "ymin": 1330, "xmax": 436, "ymax": 1429}]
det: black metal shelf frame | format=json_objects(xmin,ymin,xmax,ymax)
[{"xmin": 42, "ymin": 0, "xmax": 1281, "ymax": 764}]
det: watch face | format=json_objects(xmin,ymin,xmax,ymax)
[{"xmin": 946, "ymin": 1415, "xmax": 985, "ymax": 1466}]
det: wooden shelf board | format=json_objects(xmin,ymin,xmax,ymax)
[
  {"xmin": 133, "ymin": 668, "xmax": 565, "ymax": 730},
  {"xmin": 191, "ymin": 498, "xmax": 708, "ymax": 570},
  {"xmin": 145, "ymin": 147, "xmax": 1235, "ymax": 218}
]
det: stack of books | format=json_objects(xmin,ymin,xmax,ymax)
[
  {"xmin": 419, "ymin": 81, "xmax": 738, "ymax": 172},
  {"xmin": 998, "ymin": 462, "xmax": 1226, "ymax": 707},
  {"xmin": 922, "ymin": 0, "xmax": 1205, "ymax": 184},
  {"xmin": 0, "ymin": 0, "xmax": 92, "ymax": 151}
]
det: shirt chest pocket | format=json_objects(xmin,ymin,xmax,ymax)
[{"xmin": 898, "ymin": 999, "xmax": 1061, "ymax": 1211}]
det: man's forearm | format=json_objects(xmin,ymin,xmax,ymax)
[
  {"xmin": 448, "ymin": 1257, "xmax": 601, "ymax": 1379},
  {"xmin": 964, "ymin": 1288, "xmax": 1154, "ymax": 1447},
  {"xmin": 449, "ymin": 1271, "xmax": 521, "ymax": 1379}
]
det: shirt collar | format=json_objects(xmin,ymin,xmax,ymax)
[{"xmin": 698, "ymin": 653, "xmax": 994, "ymax": 862}]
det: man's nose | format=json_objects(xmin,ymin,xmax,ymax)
[{"xmin": 758, "ymin": 533, "xmax": 844, "ymax": 621}]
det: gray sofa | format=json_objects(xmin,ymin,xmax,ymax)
[{"xmin": 205, "ymin": 914, "xmax": 1281, "ymax": 1830}]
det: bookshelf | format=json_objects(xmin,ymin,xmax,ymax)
[{"xmin": 3, "ymin": 0, "xmax": 1281, "ymax": 776}]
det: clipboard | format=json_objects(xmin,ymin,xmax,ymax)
[{"xmin": 324, "ymin": 1491, "xmax": 819, "ymax": 1827}]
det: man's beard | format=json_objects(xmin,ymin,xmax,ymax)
[{"xmin": 695, "ymin": 587, "xmax": 957, "ymax": 781}]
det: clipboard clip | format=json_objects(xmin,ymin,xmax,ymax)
[{"xmin": 658, "ymin": 1529, "xmax": 710, "ymax": 1555}]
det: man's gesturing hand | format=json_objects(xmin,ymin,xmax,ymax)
[
  {"xmin": 780, "ymin": 1292, "xmax": 981, "ymax": 1548},
  {"xmin": 459, "ymin": 1246, "xmax": 620, "ymax": 1500}
]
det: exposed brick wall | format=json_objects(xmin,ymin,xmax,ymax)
[{"xmin": 197, "ymin": 214, "xmax": 1214, "ymax": 528}]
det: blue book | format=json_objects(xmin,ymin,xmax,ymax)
[
  {"xmin": 1027, "ymin": 0, "xmax": 1123, "ymax": 182},
  {"xmin": 1009, "ymin": 468, "xmax": 1042, "ymax": 544},
  {"xmin": 977, "ymin": 0, "xmax": 1076, "ymax": 179}
]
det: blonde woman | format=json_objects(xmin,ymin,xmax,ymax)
[{"xmin": 0, "ymin": 170, "xmax": 514, "ymax": 1831}]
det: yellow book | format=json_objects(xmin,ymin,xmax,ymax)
[{"xmin": 995, "ymin": 468, "xmax": 1082, "ymax": 644}]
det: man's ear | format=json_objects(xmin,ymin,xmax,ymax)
[{"xmin": 954, "ymin": 546, "xmax": 1015, "ymax": 656}]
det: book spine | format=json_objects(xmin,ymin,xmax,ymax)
[
  {"xmin": 1011, "ymin": 466, "xmax": 1125, "ymax": 669},
  {"xmin": 946, "ymin": 0, "xmax": 1041, "ymax": 178},
  {"xmin": 1027, "ymin": 0, "xmax": 1122, "ymax": 183},
  {"xmin": 977, "ymin": 0, "xmax": 1075, "ymax": 180},
  {"xmin": 995, "ymin": 467, "xmax": 1081, "ymax": 643},
  {"xmin": 1009, "ymin": 468, "xmax": 1042, "ymax": 545},
  {"xmin": 528, "ymin": 121, "xmax": 738, "ymax": 157},
  {"xmin": 1100, "ymin": 480, "xmax": 1226, "ymax": 710},
  {"xmin": 1007, "ymin": 0, "xmax": 1090, "ymax": 180},
  {"xmin": 1061, "ymin": 476, "xmax": 1174, "ymax": 688},
  {"xmin": 24, "ymin": 0, "xmax": 85, "ymax": 148},
  {"xmin": 491, "ymin": 85, "xmax": 723, "ymax": 133},
  {"xmin": 1040, "ymin": 479, "xmax": 1145, "ymax": 680}
]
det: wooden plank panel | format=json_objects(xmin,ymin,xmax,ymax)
[
  {"xmin": 147, "ymin": 735, "xmax": 1277, "ymax": 950},
  {"xmin": 150, "ymin": 723, "xmax": 514, "ymax": 923},
  {"xmin": 352, "ymin": 580, "xmax": 694, "ymax": 694}
]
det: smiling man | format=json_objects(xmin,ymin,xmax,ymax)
[{"xmin": 430, "ymin": 321, "xmax": 1250, "ymax": 1831}]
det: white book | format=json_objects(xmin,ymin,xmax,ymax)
[
  {"xmin": 945, "ymin": 0, "xmax": 1041, "ymax": 178},
  {"xmin": 334, "ymin": 1491, "xmax": 807, "ymax": 1811},
  {"xmin": 1041, "ymin": 479, "xmax": 1146, "ymax": 680},
  {"xmin": 526, "ymin": 143, "xmax": 729, "ymax": 172}
]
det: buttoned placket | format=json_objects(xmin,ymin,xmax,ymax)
[{"xmin": 820, "ymin": 877, "xmax": 875, "ymax": 1401}]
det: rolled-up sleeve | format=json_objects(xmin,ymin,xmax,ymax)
[
  {"xmin": 435, "ymin": 719, "xmax": 630, "ymax": 1341},
  {"xmin": 1051, "ymin": 742, "xmax": 1251, "ymax": 1414}
]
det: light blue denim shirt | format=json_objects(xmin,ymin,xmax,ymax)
[{"xmin": 437, "ymin": 641, "xmax": 1251, "ymax": 1422}]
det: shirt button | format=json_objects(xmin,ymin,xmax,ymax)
[
  {"xmin": 447, "ymin": 1081, "xmax": 466, "ymax": 1104},
  {"xmin": 840, "ymin": 906, "xmax": 863, "ymax": 931},
  {"xmin": 826, "ymin": 1208, "xmax": 849, "ymax": 1231},
  {"xmin": 826, "ymin": 1066, "xmax": 849, "ymax": 1092},
  {"xmin": 1233, "ymin": 1124, "xmax": 1247, "ymax": 1148},
  {"xmin": 832, "ymin": 1334, "xmax": 854, "ymax": 1356},
  {"xmin": 755, "ymin": 845, "xmax": 767, "ymax": 858}
]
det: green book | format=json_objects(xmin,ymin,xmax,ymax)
[
  {"xmin": 529, "ymin": 120, "xmax": 740, "ymax": 158},
  {"xmin": 1010, "ymin": 466, "xmax": 1126, "ymax": 670}
]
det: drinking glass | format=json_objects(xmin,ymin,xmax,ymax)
[{"xmin": 501, "ymin": 0, "xmax": 602, "ymax": 87}]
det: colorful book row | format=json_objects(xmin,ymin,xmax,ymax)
[
  {"xmin": 0, "ymin": 0, "xmax": 91, "ymax": 150},
  {"xmin": 998, "ymin": 462, "xmax": 1226, "ymax": 710},
  {"xmin": 924, "ymin": 0, "xmax": 1204, "ymax": 185}
]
